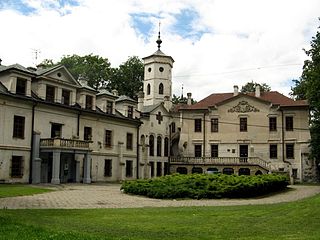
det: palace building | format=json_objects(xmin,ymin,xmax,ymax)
[{"xmin": 0, "ymin": 34, "xmax": 316, "ymax": 184}]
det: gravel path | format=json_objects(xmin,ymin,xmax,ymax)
[{"xmin": 0, "ymin": 184, "xmax": 319, "ymax": 209}]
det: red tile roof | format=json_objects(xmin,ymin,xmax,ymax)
[{"xmin": 178, "ymin": 91, "xmax": 308, "ymax": 110}]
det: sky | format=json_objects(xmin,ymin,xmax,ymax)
[{"xmin": 0, "ymin": 0, "xmax": 319, "ymax": 101}]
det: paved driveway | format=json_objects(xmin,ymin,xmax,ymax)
[{"xmin": 1, "ymin": 184, "xmax": 320, "ymax": 209}]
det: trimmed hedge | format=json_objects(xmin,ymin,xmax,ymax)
[{"xmin": 121, "ymin": 173, "xmax": 289, "ymax": 199}]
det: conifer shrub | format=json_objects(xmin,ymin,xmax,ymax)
[{"xmin": 121, "ymin": 173, "xmax": 289, "ymax": 199}]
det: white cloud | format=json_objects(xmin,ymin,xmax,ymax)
[{"xmin": 0, "ymin": 0, "xmax": 319, "ymax": 100}]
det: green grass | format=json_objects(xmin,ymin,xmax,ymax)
[
  {"xmin": 1, "ymin": 193, "xmax": 320, "ymax": 239},
  {"xmin": 0, "ymin": 184, "xmax": 53, "ymax": 198}
]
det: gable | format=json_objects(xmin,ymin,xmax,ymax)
[{"xmin": 38, "ymin": 66, "xmax": 80, "ymax": 87}]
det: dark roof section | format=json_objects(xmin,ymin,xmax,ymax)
[{"xmin": 179, "ymin": 91, "xmax": 308, "ymax": 110}]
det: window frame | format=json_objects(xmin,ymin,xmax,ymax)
[
  {"xmin": 194, "ymin": 144, "xmax": 202, "ymax": 157},
  {"xmin": 285, "ymin": 116, "xmax": 293, "ymax": 131},
  {"xmin": 269, "ymin": 117, "xmax": 277, "ymax": 131},
  {"xmin": 286, "ymin": 143, "xmax": 294, "ymax": 159},
  {"xmin": 62, "ymin": 89, "xmax": 71, "ymax": 105},
  {"xmin": 13, "ymin": 115, "xmax": 25, "ymax": 139},
  {"xmin": 127, "ymin": 106, "xmax": 133, "ymax": 118},
  {"xmin": 104, "ymin": 159, "xmax": 112, "ymax": 177},
  {"xmin": 85, "ymin": 95, "xmax": 93, "ymax": 110},
  {"xmin": 164, "ymin": 137, "xmax": 169, "ymax": 157},
  {"xmin": 105, "ymin": 130, "xmax": 112, "ymax": 148},
  {"xmin": 240, "ymin": 117, "xmax": 247, "ymax": 132},
  {"xmin": 16, "ymin": 78, "xmax": 27, "ymax": 95},
  {"xmin": 84, "ymin": 126, "xmax": 92, "ymax": 141},
  {"xmin": 159, "ymin": 83, "xmax": 164, "ymax": 94},
  {"xmin": 211, "ymin": 144, "xmax": 219, "ymax": 158},
  {"xmin": 106, "ymin": 100, "xmax": 113, "ymax": 114},
  {"xmin": 211, "ymin": 118, "xmax": 219, "ymax": 132},
  {"xmin": 126, "ymin": 133, "xmax": 133, "ymax": 150},
  {"xmin": 194, "ymin": 119, "xmax": 202, "ymax": 132},
  {"xmin": 149, "ymin": 135, "xmax": 154, "ymax": 156},
  {"xmin": 156, "ymin": 136, "xmax": 162, "ymax": 156},
  {"xmin": 269, "ymin": 144, "xmax": 278, "ymax": 159},
  {"xmin": 46, "ymin": 85, "xmax": 55, "ymax": 102},
  {"xmin": 11, "ymin": 156, "xmax": 23, "ymax": 178},
  {"xmin": 125, "ymin": 160, "xmax": 133, "ymax": 177}
]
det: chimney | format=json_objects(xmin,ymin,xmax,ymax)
[
  {"xmin": 164, "ymin": 95, "xmax": 172, "ymax": 111},
  {"xmin": 137, "ymin": 91, "xmax": 144, "ymax": 111},
  {"xmin": 78, "ymin": 75, "xmax": 88, "ymax": 86},
  {"xmin": 187, "ymin": 92, "xmax": 192, "ymax": 105},
  {"xmin": 233, "ymin": 85, "xmax": 239, "ymax": 96},
  {"xmin": 112, "ymin": 89, "xmax": 118, "ymax": 96},
  {"xmin": 255, "ymin": 85, "xmax": 260, "ymax": 97}
]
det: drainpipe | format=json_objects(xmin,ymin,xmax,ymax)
[
  {"xmin": 136, "ymin": 124, "xmax": 140, "ymax": 179},
  {"xmin": 203, "ymin": 112, "xmax": 206, "ymax": 158},
  {"xmin": 281, "ymin": 109, "xmax": 293, "ymax": 184},
  {"xmin": 29, "ymin": 101, "xmax": 36, "ymax": 184}
]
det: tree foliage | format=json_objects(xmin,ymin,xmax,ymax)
[
  {"xmin": 291, "ymin": 21, "xmax": 320, "ymax": 164},
  {"xmin": 108, "ymin": 56, "xmax": 144, "ymax": 99},
  {"xmin": 172, "ymin": 94, "xmax": 197, "ymax": 105},
  {"xmin": 240, "ymin": 81, "xmax": 271, "ymax": 93}
]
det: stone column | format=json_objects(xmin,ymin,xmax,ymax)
[
  {"xmin": 32, "ymin": 132, "xmax": 41, "ymax": 184},
  {"xmin": 51, "ymin": 150, "xmax": 61, "ymax": 184},
  {"xmin": 118, "ymin": 142, "xmax": 124, "ymax": 181},
  {"xmin": 75, "ymin": 160, "xmax": 80, "ymax": 183},
  {"xmin": 83, "ymin": 152, "xmax": 91, "ymax": 184}
]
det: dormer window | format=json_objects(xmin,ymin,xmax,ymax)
[
  {"xmin": 62, "ymin": 89, "xmax": 70, "ymax": 105},
  {"xmin": 85, "ymin": 95, "xmax": 93, "ymax": 110},
  {"xmin": 46, "ymin": 85, "xmax": 55, "ymax": 102},
  {"xmin": 106, "ymin": 100, "xmax": 113, "ymax": 114},
  {"xmin": 16, "ymin": 78, "xmax": 26, "ymax": 95},
  {"xmin": 128, "ymin": 106, "xmax": 133, "ymax": 118}
]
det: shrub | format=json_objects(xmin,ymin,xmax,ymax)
[{"xmin": 121, "ymin": 173, "xmax": 289, "ymax": 199}]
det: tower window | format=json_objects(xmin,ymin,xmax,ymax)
[
  {"xmin": 147, "ymin": 84, "xmax": 151, "ymax": 95},
  {"xmin": 159, "ymin": 83, "xmax": 164, "ymax": 94},
  {"xmin": 159, "ymin": 67, "xmax": 164, "ymax": 72},
  {"xmin": 148, "ymin": 67, "xmax": 152, "ymax": 72}
]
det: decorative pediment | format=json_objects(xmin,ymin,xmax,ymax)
[{"xmin": 228, "ymin": 101, "xmax": 260, "ymax": 113}]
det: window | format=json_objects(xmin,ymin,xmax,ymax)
[
  {"xmin": 269, "ymin": 144, "xmax": 277, "ymax": 159},
  {"xmin": 164, "ymin": 162, "xmax": 169, "ymax": 175},
  {"xmin": 164, "ymin": 137, "xmax": 169, "ymax": 157},
  {"xmin": 46, "ymin": 85, "xmax": 55, "ymax": 102},
  {"xmin": 51, "ymin": 123, "xmax": 62, "ymax": 138},
  {"xmin": 159, "ymin": 83, "xmax": 164, "ymax": 94},
  {"xmin": 104, "ymin": 159, "xmax": 112, "ymax": 177},
  {"xmin": 157, "ymin": 162, "xmax": 162, "ymax": 176},
  {"xmin": 16, "ymin": 78, "xmax": 26, "ymax": 95},
  {"xmin": 286, "ymin": 143, "xmax": 294, "ymax": 159},
  {"xmin": 171, "ymin": 122, "xmax": 176, "ymax": 133},
  {"xmin": 211, "ymin": 118, "xmax": 218, "ymax": 132},
  {"xmin": 269, "ymin": 117, "xmax": 277, "ymax": 131},
  {"xmin": 106, "ymin": 101, "xmax": 113, "ymax": 114},
  {"xmin": 211, "ymin": 144, "xmax": 218, "ymax": 158},
  {"xmin": 85, "ymin": 95, "xmax": 93, "ymax": 109},
  {"xmin": 194, "ymin": 145, "xmax": 202, "ymax": 157},
  {"xmin": 62, "ymin": 89, "xmax": 70, "ymax": 105},
  {"xmin": 125, "ymin": 160, "xmax": 133, "ymax": 177},
  {"xmin": 149, "ymin": 135, "xmax": 154, "ymax": 156},
  {"xmin": 128, "ymin": 106, "xmax": 133, "ymax": 118},
  {"xmin": 13, "ymin": 115, "xmax": 25, "ymax": 139},
  {"xmin": 11, "ymin": 156, "xmax": 23, "ymax": 177},
  {"xmin": 157, "ymin": 136, "xmax": 162, "ymax": 156},
  {"xmin": 84, "ymin": 127, "xmax": 92, "ymax": 141},
  {"xmin": 126, "ymin": 133, "xmax": 133, "ymax": 150},
  {"xmin": 105, "ymin": 130, "xmax": 112, "ymax": 147},
  {"xmin": 194, "ymin": 119, "xmax": 202, "ymax": 132},
  {"xmin": 150, "ymin": 161, "xmax": 154, "ymax": 177},
  {"xmin": 285, "ymin": 116, "xmax": 293, "ymax": 131},
  {"xmin": 147, "ymin": 84, "xmax": 151, "ymax": 95},
  {"xmin": 240, "ymin": 118, "xmax": 247, "ymax": 132}
]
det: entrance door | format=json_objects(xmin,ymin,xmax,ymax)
[{"xmin": 239, "ymin": 145, "xmax": 248, "ymax": 162}]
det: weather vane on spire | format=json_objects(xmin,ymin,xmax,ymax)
[{"xmin": 156, "ymin": 21, "xmax": 162, "ymax": 50}]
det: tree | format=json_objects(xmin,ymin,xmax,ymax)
[
  {"xmin": 240, "ymin": 81, "xmax": 271, "ymax": 93},
  {"xmin": 59, "ymin": 54, "xmax": 111, "ymax": 90},
  {"xmin": 108, "ymin": 56, "xmax": 144, "ymax": 99},
  {"xmin": 172, "ymin": 94, "xmax": 197, "ymax": 105},
  {"xmin": 291, "ymin": 21, "xmax": 320, "ymax": 166}
]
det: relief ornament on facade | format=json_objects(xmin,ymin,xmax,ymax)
[{"xmin": 228, "ymin": 101, "xmax": 260, "ymax": 113}]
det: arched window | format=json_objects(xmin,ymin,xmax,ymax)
[
  {"xmin": 147, "ymin": 84, "xmax": 151, "ymax": 95},
  {"xmin": 177, "ymin": 167, "xmax": 188, "ymax": 174},
  {"xmin": 157, "ymin": 136, "xmax": 162, "ymax": 156},
  {"xmin": 192, "ymin": 167, "xmax": 203, "ymax": 174},
  {"xmin": 149, "ymin": 135, "xmax": 154, "ymax": 156},
  {"xmin": 223, "ymin": 168, "xmax": 234, "ymax": 175},
  {"xmin": 159, "ymin": 83, "xmax": 164, "ymax": 94},
  {"xmin": 239, "ymin": 168, "xmax": 250, "ymax": 176},
  {"xmin": 164, "ymin": 137, "xmax": 169, "ymax": 157},
  {"xmin": 207, "ymin": 168, "xmax": 219, "ymax": 174}
]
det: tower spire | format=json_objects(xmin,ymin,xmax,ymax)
[{"xmin": 156, "ymin": 21, "xmax": 162, "ymax": 50}]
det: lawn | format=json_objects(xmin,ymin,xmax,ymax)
[
  {"xmin": 0, "ymin": 193, "xmax": 320, "ymax": 239},
  {"xmin": 0, "ymin": 184, "xmax": 53, "ymax": 198}
]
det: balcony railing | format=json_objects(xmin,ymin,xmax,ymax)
[
  {"xmin": 170, "ymin": 156, "xmax": 270, "ymax": 170},
  {"xmin": 40, "ymin": 138, "xmax": 90, "ymax": 149}
]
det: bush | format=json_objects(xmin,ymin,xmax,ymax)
[{"xmin": 121, "ymin": 173, "xmax": 289, "ymax": 199}]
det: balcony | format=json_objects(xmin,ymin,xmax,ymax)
[
  {"xmin": 40, "ymin": 138, "xmax": 90, "ymax": 150},
  {"xmin": 170, "ymin": 157, "xmax": 270, "ymax": 171}
]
